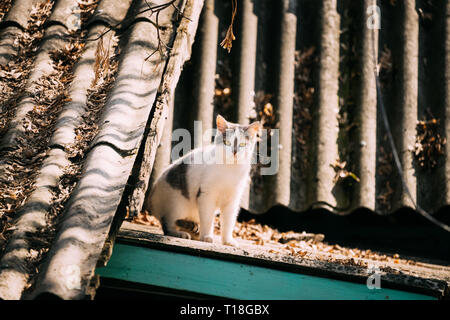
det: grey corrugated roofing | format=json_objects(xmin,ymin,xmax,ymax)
[
  {"xmin": 0, "ymin": 0, "xmax": 203, "ymax": 299},
  {"xmin": 149, "ymin": 0, "xmax": 450, "ymax": 216}
]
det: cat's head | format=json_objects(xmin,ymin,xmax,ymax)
[{"xmin": 214, "ymin": 114, "xmax": 260, "ymax": 164}]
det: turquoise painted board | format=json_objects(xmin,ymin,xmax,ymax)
[{"xmin": 96, "ymin": 244, "xmax": 436, "ymax": 300}]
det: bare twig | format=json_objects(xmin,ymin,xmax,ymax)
[
  {"xmin": 60, "ymin": 1, "xmax": 190, "ymax": 68},
  {"xmin": 144, "ymin": 3, "xmax": 173, "ymax": 61},
  {"xmin": 220, "ymin": 0, "xmax": 237, "ymax": 53},
  {"xmin": 79, "ymin": 1, "xmax": 175, "ymax": 41}
]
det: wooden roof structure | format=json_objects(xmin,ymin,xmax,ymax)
[{"xmin": 96, "ymin": 221, "xmax": 450, "ymax": 299}]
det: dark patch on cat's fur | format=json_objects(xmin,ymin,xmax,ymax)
[
  {"xmin": 166, "ymin": 163, "xmax": 189, "ymax": 199},
  {"xmin": 160, "ymin": 216, "xmax": 169, "ymax": 234},
  {"xmin": 196, "ymin": 187, "xmax": 202, "ymax": 198},
  {"xmin": 176, "ymin": 219, "xmax": 199, "ymax": 234}
]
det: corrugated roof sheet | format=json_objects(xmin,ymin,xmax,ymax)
[
  {"xmin": 150, "ymin": 0, "xmax": 450, "ymax": 216},
  {"xmin": 0, "ymin": 0, "xmax": 203, "ymax": 299}
]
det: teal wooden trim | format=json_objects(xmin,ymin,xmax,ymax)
[{"xmin": 96, "ymin": 243, "xmax": 436, "ymax": 300}]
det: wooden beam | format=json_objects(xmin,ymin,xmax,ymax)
[
  {"xmin": 112, "ymin": 222, "xmax": 448, "ymax": 299},
  {"xmin": 96, "ymin": 243, "xmax": 436, "ymax": 300},
  {"xmin": 127, "ymin": 0, "xmax": 205, "ymax": 219}
]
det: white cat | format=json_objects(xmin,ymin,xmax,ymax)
[{"xmin": 144, "ymin": 115, "xmax": 260, "ymax": 246}]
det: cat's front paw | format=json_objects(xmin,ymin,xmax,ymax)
[
  {"xmin": 201, "ymin": 234, "xmax": 214, "ymax": 243},
  {"xmin": 223, "ymin": 238, "xmax": 239, "ymax": 247}
]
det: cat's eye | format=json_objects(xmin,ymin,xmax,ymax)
[
  {"xmin": 224, "ymin": 140, "xmax": 231, "ymax": 146},
  {"xmin": 239, "ymin": 142, "xmax": 246, "ymax": 147}
]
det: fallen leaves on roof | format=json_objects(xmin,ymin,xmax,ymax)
[
  {"xmin": 0, "ymin": 0, "xmax": 98, "ymax": 257},
  {"xmin": 0, "ymin": 1, "xmax": 54, "ymax": 133},
  {"xmin": 134, "ymin": 212, "xmax": 418, "ymax": 271},
  {"xmin": 0, "ymin": 0, "xmax": 12, "ymax": 22},
  {"xmin": 414, "ymin": 118, "xmax": 446, "ymax": 170}
]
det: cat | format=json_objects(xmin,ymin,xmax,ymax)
[{"xmin": 144, "ymin": 115, "xmax": 260, "ymax": 246}]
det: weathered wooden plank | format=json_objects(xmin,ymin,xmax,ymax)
[
  {"xmin": 116, "ymin": 221, "xmax": 449, "ymax": 299},
  {"xmin": 128, "ymin": 0, "xmax": 204, "ymax": 219},
  {"xmin": 97, "ymin": 243, "xmax": 436, "ymax": 300}
]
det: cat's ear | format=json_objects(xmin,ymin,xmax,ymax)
[
  {"xmin": 246, "ymin": 121, "xmax": 261, "ymax": 138},
  {"xmin": 216, "ymin": 114, "xmax": 229, "ymax": 133}
]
